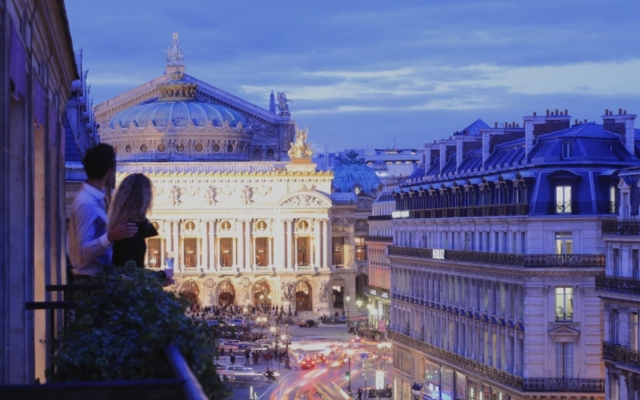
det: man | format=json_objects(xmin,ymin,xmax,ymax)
[
  {"xmin": 68, "ymin": 144, "xmax": 137, "ymax": 278},
  {"xmin": 357, "ymin": 387, "xmax": 363, "ymax": 400}
]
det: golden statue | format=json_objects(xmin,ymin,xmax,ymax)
[{"xmin": 288, "ymin": 127, "xmax": 314, "ymax": 159}]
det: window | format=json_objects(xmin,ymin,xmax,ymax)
[
  {"xmin": 632, "ymin": 313, "xmax": 639, "ymax": 351},
  {"xmin": 555, "ymin": 287, "xmax": 573, "ymax": 321},
  {"xmin": 610, "ymin": 309, "xmax": 619, "ymax": 344},
  {"xmin": 561, "ymin": 142, "xmax": 572, "ymax": 159},
  {"xmin": 296, "ymin": 237, "xmax": 310, "ymax": 266},
  {"xmin": 255, "ymin": 237, "xmax": 269, "ymax": 266},
  {"xmin": 610, "ymin": 185, "xmax": 617, "ymax": 214},
  {"xmin": 556, "ymin": 343, "xmax": 574, "ymax": 378},
  {"xmin": 634, "ymin": 250, "xmax": 639, "ymax": 279},
  {"xmin": 220, "ymin": 238, "xmax": 233, "ymax": 267},
  {"xmin": 355, "ymin": 236, "xmax": 367, "ymax": 261},
  {"xmin": 332, "ymin": 237, "xmax": 344, "ymax": 265},
  {"xmin": 555, "ymin": 185, "xmax": 572, "ymax": 213},
  {"xmin": 612, "ymin": 248, "xmax": 620, "ymax": 276},
  {"xmin": 494, "ymin": 232, "xmax": 499, "ymax": 252},
  {"xmin": 555, "ymin": 232, "xmax": 573, "ymax": 255},
  {"xmin": 146, "ymin": 238, "xmax": 162, "ymax": 268},
  {"xmin": 183, "ymin": 238, "xmax": 198, "ymax": 268}
]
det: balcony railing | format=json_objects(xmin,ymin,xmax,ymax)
[
  {"xmin": 399, "ymin": 201, "xmax": 616, "ymax": 219},
  {"xmin": 365, "ymin": 236, "xmax": 394, "ymax": 243},
  {"xmin": 603, "ymin": 341, "xmax": 640, "ymax": 369},
  {"xmin": 595, "ymin": 273, "xmax": 640, "ymax": 295},
  {"xmin": 522, "ymin": 378, "xmax": 605, "ymax": 392},
  {"xmin": 389, "ymin": 329, "xmax": 603, "ymax": 393},
  {"xmin": 368, "ymin": 215, "xmax": 392, "ymax": 221},
  {"xmin": 602, "ymin": 219, "xmax": 640, "ymax": 235},
  {"xmin": 388, "ymin": 246, "xmax": 605, "ymax": 268}
]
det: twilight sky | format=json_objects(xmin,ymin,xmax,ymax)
[{"xmin": 65, "ymin": 0, "xmax": 640, "ymax": 152}]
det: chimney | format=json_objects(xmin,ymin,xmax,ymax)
[
  {"xmin": 455, "ymin": 136, "xmax": 482, "ymax": 172},
  {"xmin": 439, "ymin": 140, "xmax": 456, "ymax": 175},
  {"xmin": 603, "ymin": 109, "xmax": 637, "ymax": 155},
  {"xmin": 523, "ymin": 110, "xmax": 570, "ymax": 158}
]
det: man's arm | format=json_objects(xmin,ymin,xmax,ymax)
[{"xmin": 74, "ymin": 202, "xmax": 111, "ymax": 264}]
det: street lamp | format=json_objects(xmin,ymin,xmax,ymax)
[
  {"xmin": 345, "ymin": 294, "xmax": 351, "ymax": 333},
  {"xmin": 356, "ymin": 299, "xmax": 363, "ymax": 333},
  {"xmin": 270, "ymin": 326, "xmax": 280, "ymax": 370},
  {"xmin": 257, "ymin": 316, "xmax": 267, "ymax": 337},
  {"xmin": 377, "ymin": 341, "xmax": 391, "ymax": 363},
  {"xmin": 345, "ymin": 347, "xmax": 354, "ymax": 395}
]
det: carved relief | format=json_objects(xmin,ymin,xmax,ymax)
[
  {"xmin": 219, "ymin": 186, "xmax": 236, "ymax": 197},
  {"xmin": 241, "ymin": 185, "xmax": 253, "ymax": 206},
  {"xmin": 206, "ymin": 186, "xmax": 217, "ymax": 206},
  {"xmin": 281, "ymin": 194, "xmax": 328, "ymax": 208},
  {"xmin": 332, "ymin": 218, "xmax": 347, "ymax": 232},
  {"xmin": 318, "ymin": 281, "xmax": 329, "ymax": 302},
  {"xmin": 281, "ymin": 281, "xmax": 295, "ymax": 303},
  {"xmin": 170, "ymin": 186, "xmax": 182, "ymax": 206},
  {"xmin": 204, "ymin": 278, "xmax": 214, "ymax": 289},
  {"xmin": 356, "ymin": 198, "xmax": 373, "ymax": 210},
  {"xmin": 254, "ymin": 185, "xmax": 272, "ymax": 196},
  {"xmin": 354, "ymin": 219, "xmax": 369, "ymax": 232}
]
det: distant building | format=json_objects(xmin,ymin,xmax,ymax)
[
  {"xmin": 315, "ymin": 147, "xmax": 422, "ymax": 186},
  {"xmin": 599, "ymin": 168, "xmax": 640, "ymax": 399},
  {"xmin": 380, "ymin": 109, "xmax": 639, "ymax": 399}
]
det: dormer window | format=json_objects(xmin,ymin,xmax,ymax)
[
  {"xmin": 562, "ymin": 142, "xmax": 573, "ymax": 159},
  {"xmin": 354, "ymin": 186, "xmax": 361, "ymax": 195},
  {"xmin": 556, "ymin": 185, "xmax": 572, "ymax": 214}
]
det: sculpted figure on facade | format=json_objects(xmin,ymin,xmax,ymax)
[
  {"xmin": 206, "ymin": 186, "xmax": 217, "ymax": 206},
  {"xmin": 287, "ymin": 127, "xmax": 314, "ymax": 159},
  {"xmin": 276, "ymin": 92, "xmax": 292, "ymax": 114},
  {"xmin": 170, "ymin": 186, "xmax": 182, "ymax": 206},
  {"xmin": 332, "ymin": 218, "xmax": 347, "ymax": 232},
  {"xmin": 318, "ymin": 281, "xmax": 329, "ymax": 302},
  {"xmin": 165, "ymin": 33, "xmax": 185, "ymax": 65},
  {"xmin": 241, "ymin": 185, "xmax": 253, "ymax": 206},
  {"xmin": 281, "ymin": 281, "xmax": 295, "ymax": 303}
]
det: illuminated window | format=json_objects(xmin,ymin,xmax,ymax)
[
  {"xmin": 255, "ymin": 237, "xmax": 269, "ymax": 266},
  {"xmin": 555, "ymin": 232, "xmax": 572, "ymax": 254},
  {"xmin": 220, "ymin": 238, "xmax": 233, "ymax": 267},
  {"xmin": 147, "ymin": 238, "xmax": 162, "ymax": 268},
  {"xmin": 297, "ymin": 237, "xmax": 310, "ymax": 266},
  {"xmin": 555, "ymin": 185, "xmax": 572, "ymax": 213},
  {"xmin": 213, "ymin": 144, "xmax": 220, "ymax": 152},
  {"xmin": 183, "ymin": 238, "xmax": 198, "ymax": 268},
  {"xmin": 195, "ymin": 143, "xmax": 203, "ymax": 152},
  {"xmin": 555, "ymin": 287, "xmax": 573, "ymax": 321},
  {"xmin": 355, "ymin": 236, "xmax": 367, "ymax": 261},
  {"xmin": 333, "ymin": 237, "xmax": 344, "ymax": 265}
]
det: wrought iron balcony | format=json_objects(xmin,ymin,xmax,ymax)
[
  {"xmin": 522, "ymin": 378, "xmax": 605, "ymax": 392},
  {"xmin": 389, "ymin": 329, "xmax": 603, "ymax": 393},
  {"xmin": 368, "ymin": 215, "xmax": 392, "ymax": 221},
  {"xmin": 596, "ymin": 273, "xmax": 640, "ymax": 295},
  {"xmin": 602, "ymin": 219, "xmax": 640, "ymax": 235},
  {"xmin": 388, "ymin": 246, "xmax": 605, "ymax": 268},
  {"xmin": 603, "ymin": 341, "xmax": 640, "ymax": 369},
  {"xmin": 365, "ymin": 236, "xmax": 394, "ymax": 243}
]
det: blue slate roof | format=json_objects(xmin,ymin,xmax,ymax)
[
  {"xmin": 63, "ymin": 113, "xmax": 82, "ymax": 162},
  {"xmin": 332, "ymin": 150, "xmax": 382, "ymax": 195}
]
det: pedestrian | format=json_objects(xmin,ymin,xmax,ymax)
[
  {"xmin": 357, "ymin": 387, "xmax": 363, "ymax": 400},
  {"xmin": 220, "ymin": 347, "xmax": 225, "ymax": 357},
  {"xmin": 68, "ymin": 143, "xmax": 137, "ymax": 281},
  {"xmin": 253, "ymin": 351, "xmax": 259, "ymax": 365},
  {"xmin": 230, "ymin": 351, "xmax": 235, "ymax": 365}
]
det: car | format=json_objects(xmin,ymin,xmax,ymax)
[
  {"xmin": 236, "ymin": 342, "xmax": 253, "ymax": 351},
  {"xmin": 313, "ymin": 353, "xmax": 326, "ymax": 363},
  {"xmin": 255, "ymin": 339, "xmax": 274, "ymax": 347},
  {"xmin": 219, "ymin": 340, "xmax": 241, "ymax": 350},
  {"xmin": 207, "ymin": 320, "xmax": 220, "ymax": 327},
  {"xmin": 337, "ymin": 316, "xmax": 347, "ymax": 324},
  {"xmin": 249, "ymin": 344, "xmax": 270, "ymax": 352},
  {"xmin": 301, "ymin": 356, "xmax": 316, "ymax": 370},
  {"xmin": 226, "ymin": 319, "xmax": 245, "ymax": 327},
  {"xmin": 227, "ymin": 366, "xmax": 254, "ymax": 373},
  {"xmin": 297, "ymin": 319, "xmax": 318, "ymax": 328}
]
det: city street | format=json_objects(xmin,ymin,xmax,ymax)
[{"xmin": 228, "ymin": 324, "xmax": 392, "ymax": 400}]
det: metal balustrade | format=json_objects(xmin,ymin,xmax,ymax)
[
  {"xmin": 603, "ymin": 341, "xmax": 640, "ymax": 369},
  {"xmin": 388, "ymin": 246, "xmax": 605, "ymax": 268},
  {"xmin": 602, "ymin": 219, "xmax": 640, "ymax": 235},
  {"xmin": 364, "ymin": 236, "xmax": 394, "ymax": 243},
  {"xmin": 595, "ymin": 273, "xmax": 640, "ymax": 295},
  {"xmin": 389, "ymin": 329, "xmax": 604, "ymax": 393}
]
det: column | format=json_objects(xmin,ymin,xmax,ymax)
[
  {"xmin": 294, "ymin": 230, "xmax": 298, "ymax": 270},
  {"xmin": 172, "ymin": 220, "xmax": 181, "ymax": 272},
  {"xmin": 314, "ymin": 219, "xmax": 321, "ymax": 267},
  {"xmin": 347, "ymin": 219, "xmax": 355, "ymax": 267},
  {"xmin": 209, "ymin": 219, "xmax": 216, "ymax": 271},
  {"xmin": 236, "ymin": 219, "xmax": 243, "ymax": 268},
  {"xmin": 273, "ymin": 219, "xmax": 284, "ymax": 269},
  {"xmin": 200, "ymin": 219, "xmax": 207, "ymax": 270},
  {"xmin": 286, "ymin": 219, "xmax": 293, "ymax": 269},
  {"xmin": 323, "ymin": 219, "xmax": 330, "ymax": 268},
  {"xmin": 245, "ymin": 219, "xmax": 251, "ymax": 270}
]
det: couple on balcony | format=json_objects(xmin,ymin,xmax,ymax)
[{"xmin": 67, "ymin": 143, "xmax": 173, "ymax": 282}]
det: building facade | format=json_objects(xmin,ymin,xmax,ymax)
[
  {"xmin": 599, "ymin": 167, "xmax": 640, "ymax": 399},
  {"xmin": 0, "ymin": 0, "xmax": 79, "ymax": 383},
  {"xmin": 93, "ymin": 35, "xmax": 382, "ymax": 316},
  {"xmin": 382, "ymin": 109, "xmax": 640, "ymax": 399}
]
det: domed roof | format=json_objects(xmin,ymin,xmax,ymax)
[
  {"xmin": 109, "ymin": 78, "xmax": 245, "ymax": 129},
  {"xmin": 332, "ymin": 150, "xmax": 382, "ymax": 195}
]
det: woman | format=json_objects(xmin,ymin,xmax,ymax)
[{"xmin": 108, "ymin": 173, "xmax": 158, "ymax": 268}]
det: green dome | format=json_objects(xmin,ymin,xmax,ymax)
[{"xmin": 332, "ymin": 150, "xmax": 382, "ymax": 194}]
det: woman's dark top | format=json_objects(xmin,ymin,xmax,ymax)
[{"xmin": 111, "ymin": 219, "xmax": 158, "ymax": 268}]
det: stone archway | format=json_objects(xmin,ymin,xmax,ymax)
[
  {"xmin": 218, "ymin": 280, "xmax": 235, "ymax": 306},
  {"xmin": 356, "ymin": 274, "xmax": 368, "ymax": 301},
  {"xmin": 181, "ymin": 281, "xmax": 200, "ymax": 306},
  {"xmin": 295, "ymin": 281, "xmax": 313, "ymax": 312},
  {"xmin": 253, "ymin": 280, "xmax": 272, "ymax": 307}
]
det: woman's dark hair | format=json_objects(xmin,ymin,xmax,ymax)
[{"xmin": 82, "ymin": 144, "xmax": 116, "ymax": 180}]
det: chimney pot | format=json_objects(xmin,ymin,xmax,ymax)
[
  {"xmin": 533, "ymin": 111, "xmax": 537, "ymax": 116},
  {"xmin": 546, "ymin": 109, "xmax": 549, "ymax": 116},
  {"xmin": 564, "ymin": 109, "xmax": 568, "ymax": 115},
  {"xmin": 624, "ymin": 110, "xmax": 627, "ymax": 115},
  {"xmin": 555, "ymin": 109, "xmax": 559, "ymax": 116},
  {"xmin": 584, "ymin": 119, "xmax": 587, "ymax": 122},
  {"xmin": 605, "ymin": 109, "xmax": 609, "ymax": 115},
  {"xmin": 575, "ymin": 119, "xmax": 578, "ymax": 125},
  {"xmin": 495, "ymin": 122, "xmax": 498, "ymax": 128}
]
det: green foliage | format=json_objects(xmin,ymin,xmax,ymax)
[{"xmin": 46, "ymin": 265, "xmax": 230, "ymax": 399}]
